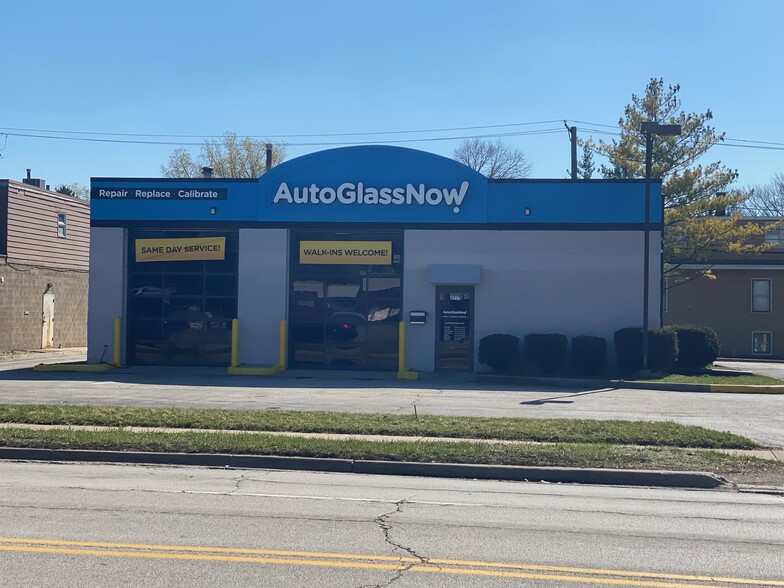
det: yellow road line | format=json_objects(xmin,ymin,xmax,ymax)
[
  {"xmin": 1, "ymin": 538, "xmax": 782, "ymax": 587},
  {"xmin": 0, "ymin": 545, "xmax": 738, "ymax": 588}
]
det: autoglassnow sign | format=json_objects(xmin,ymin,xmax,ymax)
[{"xmin": 272, "ymin": 181, "xmax": 470, "ymax": 213}]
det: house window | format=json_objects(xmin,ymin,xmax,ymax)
[
  {"xmin": 752, "ymin": 332, "xmax": 773, "ymax": 355},
  {"xmin": 751, "ymin": 279, "xmax": 771, "ymax": 313},
  {"xmin": 764, "ymin": 228, "xmax": 784, "ymax": 248},
  {"xmin": 57, "ymin": 212, "xmax": 67, "ymax": 238}
]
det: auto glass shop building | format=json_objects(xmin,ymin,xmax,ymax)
[{"xmin": 88, "ymin": 146, "xmax": 662, "ymax": 373}]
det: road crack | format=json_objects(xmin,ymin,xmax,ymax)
[
  {"xmin": 358, "ymin": 499, "xmax": 438, "ymax": 588},
  {"xmin": 230, "ymin": 473, "xmax": 247, "ymax": 494}
]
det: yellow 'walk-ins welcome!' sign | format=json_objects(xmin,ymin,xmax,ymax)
[
  {"xmin": 135, "ymin": 237, "xmax": 226, "ymax": 263},
  {"xmin": 299, "ymin": 241, "xmax": 392, "ymax": 265}
]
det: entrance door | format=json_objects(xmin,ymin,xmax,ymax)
[
  {"xmin": 41, "ymin": 292, "xmax": 54, "ymax": 349},
  {"xmin": 435, "ymin": 286, "xmax": 474, "ymax": 371}
]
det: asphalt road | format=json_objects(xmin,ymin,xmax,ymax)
[
  {"xmin": 1, "ymin": 461, "xmax": 782, "ymax": 587},
  {"xmin": 0, "ymin": 355, "xmax": 783, "ymax": 446}
]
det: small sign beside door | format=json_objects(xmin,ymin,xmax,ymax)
[{"xmin": 409, "ymin": 311, "xmax": 427, "ymax": 325}]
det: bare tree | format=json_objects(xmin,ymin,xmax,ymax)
[
  {"xmin": 55, "ymin": 183, "xmax": 90, "ymax": 200},
  {"xmin": 453, "ymin": 138, "xmax": 532, "ymax": 179},
  {"xmin": 741, "ymin": 173, "xmax": 784, "ymax": 216},
  {"xmin": 161, "ymin": 148, "xmax": 200, "ymax": 178},
  {"xmin": 161, "ymin": 132, "xmax": 287, "ymax": 178}
]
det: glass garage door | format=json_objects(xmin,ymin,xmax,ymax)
[
  {"xmin": 288, "ymin": 231, "xmax": 402, "ymax": 370},
  {"xmin": 127, "ymin": 230, "xmax": 238, "ymax": 366}
]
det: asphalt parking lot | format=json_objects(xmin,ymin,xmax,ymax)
[
  {"xmin": 716, "ymin": 360, "xmax": 784, "ymax": 379},
  {"xmin": 0, "ymin": 351, "xmax": 783, "ymax": 447}
]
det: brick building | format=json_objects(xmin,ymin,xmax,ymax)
[
  {"xmin": 0, "ymin": 173, "xmax": 89, "ymax": 351},
  {"xmin": 664, "ymin": 218, "xmax": 784, "ymax": 358}
]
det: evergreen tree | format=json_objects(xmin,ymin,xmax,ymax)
[
  {"xmin": 577, "ymin": 146, "xmax": 594, "ymax": 179},
  {"xmin": 587, "ymin": 78, "xmax": 766, "ymax": 286}
]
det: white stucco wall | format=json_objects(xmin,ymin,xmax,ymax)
[
  {"xmin": 237, "ymin": 229, "xmax": 288, "ymax": 366},
  {"xmin": 403, "ymin": 230, "xmax": 661, "ymax": 372},
  {"xmin": 87, "ymin": 227, "xmax": 126, "ymax": 364}
]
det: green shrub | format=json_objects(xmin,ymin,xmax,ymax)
[
  {"xmin": 614, "ymin": 327, "xmax": 678, "ymax": 375},
  {"xmin": 478, "ymin": 334, "xmax": 520, "ymax": 373},
  {"xmin": 524, "ymin": 333, "xmax": 568, "ymax": 375},
  {"xmin": 650, "ymin": 328, "xmax": 678, "ymax": 373},
  {"xmin": 671, "ymin": 325, "xmax": 720, "ymax": 369},
  {"xmin": 570, "ymin": 335, "xmax": 608, "ymax": 375}
]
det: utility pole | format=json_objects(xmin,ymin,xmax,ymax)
[{"xmin": 564, "ymin": 122, "xmax": 577, "ymax": 179}]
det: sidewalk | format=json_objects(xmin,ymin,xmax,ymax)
[
  {"xmin": 0, "ymin": 347, "xmax": 86, "ymax": 363},
  {"xmin": 4, "ymin": 349, "xmax": 784, "ymax": 393}
]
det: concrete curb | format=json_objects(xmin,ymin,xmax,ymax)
[
  {"xmin": 0, "ymin": 447, "xmax": 727, "ymax": 489},
  {"xmin": 32, "ymin": 362, "xmax": 117, "ymax": 372},
  {"xmin": 476, "ymin": 374, "xmax": 784, "ymax": 394}
]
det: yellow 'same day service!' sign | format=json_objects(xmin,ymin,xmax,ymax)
[
  {"xmin": 300, "ymin": 241, "xmax": 392, "ymax": 265},
  {"xmin": 135, "ymin": 237, "xmax": 226, "ymax": 263}
]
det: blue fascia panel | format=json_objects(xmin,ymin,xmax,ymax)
[
  {"xmin": 90, "ymin": 180, "xmax": 260, "ymax": 222},
  {"xmin": 486, "ymin": 180, "xmax": 662, "ymax": 224},
  {"xmin": 90, "ymin": 146, "xmax": 660, "ymax": 226}
]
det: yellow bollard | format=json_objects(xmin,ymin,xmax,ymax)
[
  {"xmin": 33, "ymin": 317, "xmax": 121, "ymax": 372},
  {"xmin": 231, "ymin": 318, "xmax": 239, "ymax": 368},
  {"xmin": 227, "ymin": 318, "xmax": 285, "ymax": 375},
  {"xmin": 278, "ymin": 319, "xmax": 287, "ymax": 369},
  {"xmin": 112, "ymin": 316, "xmax": 122, "ymax": 367},
  {"xmin": 397, "ymin": 321, "xmax": 418, "ymax": 380}
]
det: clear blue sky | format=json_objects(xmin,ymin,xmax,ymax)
[{"xmin": 1, "ymin": 0, "xmax": 782, "ymax": 189}]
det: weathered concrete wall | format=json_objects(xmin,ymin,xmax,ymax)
[{"xmin": 0, "ymin": 259, "xmax": 88, "ymax": 350}]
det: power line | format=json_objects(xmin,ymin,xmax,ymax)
[
  {"xmin": 569, "ymin": 119, "xmax": 620, "ymax": 129},
  {"xmin": 571, "ymin": 120, "xmax": 784, "ymax": 149},
  {"xmin": 719, "ymin": 142, "xmax": 784, "ymax": 151},
  {"xmin": 0, "ymin": 127, "xmax": 565, "ymax": 147},
  {"xmin": 1, "ymin": 117, "xmax": 783, "ymax": 151},
  {"xmin": 0, "ymin": 120, "xmax": 564, "ymax": 140},
  {"xmin": 723, "ymin": 136, "xmax": 784, "ymax": 147}
]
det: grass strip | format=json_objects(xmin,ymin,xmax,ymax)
[
  {"xmin": 0, "ymin": 428, "xmax": 777, "ymax": 474},
  {"xmin": 0, "ymin": 404, "xmax": 757, "ymax": 449},
  {"xmin": 641, "ymin": 374, "xmax": 784, "ymax": 385}
]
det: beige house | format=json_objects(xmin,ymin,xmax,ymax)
[
  {"xmin": 664, "ymin": 219, "xmax": 784, "ymax": 358},
  {"xmin": 0, "ymin": 173, "xmax": 89, "ymax": 351}
]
